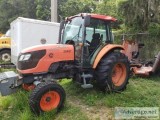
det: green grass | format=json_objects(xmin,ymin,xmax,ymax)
[
  {"xmin": 0, "ymin": 90, "xmax": 88, "ymax": 120},
  {"xmin": 60, "ymin": 77, "xmax": 160, "ymax": 108},
  {"xmin": 0, "ymin": 68, "xmax": 160, "ymax": 120},
  {"xmin": 0, "ymin": 68, "xmax": 16, "ymax": 72}
]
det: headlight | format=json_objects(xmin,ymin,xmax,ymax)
[
  {"xmin": 18, "ymin": 50, "xmax": 46, "ymax": 70},
  {"xmin": 19, "ymin": 54, "xmax": 31, "ymax": 61}
]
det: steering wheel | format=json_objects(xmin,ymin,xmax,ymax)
[
  {"xmin": 65, "ymin": 40, "xmax": 75, "ymax": 45},
  {"xmin": 86, "ymin": 40, "xmax": 91, "ymax": 45}
]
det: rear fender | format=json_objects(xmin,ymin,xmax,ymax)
[{"xmin": 92, "ymin": 44, "xmax": 124, "ymax": 69}]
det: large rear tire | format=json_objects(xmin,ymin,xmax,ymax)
[
  {"xmin": 29, "ymin": 82, "xmax": 66, "ymax": 115},
  {"xmin": 95, "ymin": 52, "xmax": 130, "ymax": 92}
]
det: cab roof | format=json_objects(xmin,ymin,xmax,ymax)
[
  {"xmin": 67, "ymin": 13, "xmax": 117, "ymax": 22},
  {"xmin": 90, "ymin": 13, "xmax": 117, "ymax": 22}
]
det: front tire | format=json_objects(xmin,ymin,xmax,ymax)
[
  {"xmin": 95, "ymin": 52, "xmax": 130, "ymax": 92},
  {"xmin": 29, "ymin": 82, "xmax": 66, "ymax": 115},
  {"xmin": 0, "ymin": 50, "xmax": 11, "ymax": 62}
]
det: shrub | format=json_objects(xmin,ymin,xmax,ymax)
[{"xmin": 148, "ymin": 22, "xmax": 160, "ymax": 36}]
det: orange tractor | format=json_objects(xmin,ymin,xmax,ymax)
[{"xmin": 0, "ymin": 13, "xmax": 130, "ymax": 114}]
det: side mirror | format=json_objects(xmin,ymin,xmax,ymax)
[
  {"xmin": 84, "ymin": 15, "xmax": 90, "ymax": 27},
  {"xmin": 58, "ymin": 20, "xmax": 65, "ymax": 43}
]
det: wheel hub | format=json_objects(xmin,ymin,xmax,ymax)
[
  {"xmin": 46, "ymin": 97, "xmax": 51, "ymax": 102},
  {"xmin": 2, "ymin": 53, "xmax": 11, "ymax": 62}
]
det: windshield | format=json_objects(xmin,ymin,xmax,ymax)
[{"xmin": 62, "ymin": 17, "xmax": 84, "ymax": 44}]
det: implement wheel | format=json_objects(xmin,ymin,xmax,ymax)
[
  {"xmin": 29, "ymin": 82, "xmax": 66, "ymax": 115},
  {"xmin": 96, "ymin": 52, "xmax": 130, "ymax": 92}
]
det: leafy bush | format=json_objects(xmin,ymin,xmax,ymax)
[{"xmin": 148, "ymin": 22, "xmax": 160, "ymax": 36}]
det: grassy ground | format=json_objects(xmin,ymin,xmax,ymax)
[{"xmin": 0, "ymin": 68, "xmax": 160, "ymax": 120}]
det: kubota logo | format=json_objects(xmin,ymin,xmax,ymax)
[{"xmin": 49, "ymin": 53, "xmax": 54, "ymax": 58}]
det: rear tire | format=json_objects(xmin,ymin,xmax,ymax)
[
  {"xmin": 0, "ymin": 50, "xmax": 11, "ymax": 62},
  {"xmin": 29, "ymin": 82, "xmax": 66, "ymax": 115},
  {"xmin": 95, "ymin": 52, "xmax": 130, "ymax": 92}
]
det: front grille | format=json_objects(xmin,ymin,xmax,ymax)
[{"xmin": 18, "ymin": 50, "xmax": 46, "ymax": 70}]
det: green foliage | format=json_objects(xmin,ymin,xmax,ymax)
[
  {"xmin": 119, "ymin": 0, "xmax": 160, "ymax": 32},
  {"xmin": 25, "ymin": 0, "xmax": 37, "ymax": 18},
  {"xmin": 59, "ymin": 0, "xmax": 96, "ymax": 19},
  {"xmin": 148, "ymin": 22, "xmax": 160, "ymax": 36},
  {"xmin": 0, "ymin": 0, "xmax": 53, "ymax": 32},
  {"xmin": 0, "ymin": 95, "xmax": 13, "ymax": 109},
  {"xmin": 118, "ymin": 0, "xmax": 148, "ymax": 31},
  {"xmin": 95, "ymin": 0, "xmax": 117, "ymax": 17},
  {"xmin": 0, "ymin": 0, "xmax": 37, "ymax": 32},
  {"xmin": 36, "ymin": 0, "xmax": 51, "ymax": 21}
]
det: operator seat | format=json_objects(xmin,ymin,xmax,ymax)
[{"xmin": 89, "ymin": 33, "xmax": 101, "ymax": 54}]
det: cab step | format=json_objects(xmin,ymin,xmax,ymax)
[
  {"xmin": 81, "ymin": 73, "xmax": 93, "ymax": 89},
  {"xmin": 81, "ymin": 84, "xmax": 93, "ymax": 89}
]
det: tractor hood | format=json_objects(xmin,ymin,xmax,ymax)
[
  {"xmin": 18, "ymin": 44, "xmax": 74, "ymax": 73},
  {"xmin": 21, "ymin": 44, "xmax": 74, "ymax": 53}
]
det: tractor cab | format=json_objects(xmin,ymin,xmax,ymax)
[{"xmin": 59, "ymin": 13, "xmax": 116, "ymax": 67}]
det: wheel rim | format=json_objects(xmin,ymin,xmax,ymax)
[
  {"xmin": 40, "ymin": 91, "xmax": 60, "ymax": 111},
  {"xmin": 112, "ymin": 63, "xmax": 127, "ymax": 86},
  {"xmin": 2, "ymin": 53, "xmax": 11, "ymax": 62}
]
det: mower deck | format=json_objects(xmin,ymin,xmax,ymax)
[
  {"xmin": 133, "ymin": 66, "xmax": 152, "ymax": 76},
  {"xmin": 132, "ymin": 52, "xmax": 160, "ymax": 76}
]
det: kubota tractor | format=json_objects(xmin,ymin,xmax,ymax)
[{"xmin": 0, "ymin": 13, "xmax": 130, "ymax": 114}]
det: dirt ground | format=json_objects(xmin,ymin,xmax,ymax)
[{"xmin": 67, "ymin": 95, "xmax": 114, "ymax": 120}]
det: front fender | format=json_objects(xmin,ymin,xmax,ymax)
[{"xmin": 92, "ymin": 44, "xmax": 124, "ymax": 69}]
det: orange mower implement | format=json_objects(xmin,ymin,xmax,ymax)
[{"xmin": 122, "ymin": 40, "xmax": 160, "ymax": 76}]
